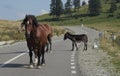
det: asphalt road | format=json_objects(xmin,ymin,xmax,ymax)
[
  {"xmin": 0, "ymin": 26, "xmax": 100, "ymax": 76},
  {"xmin": 0, "ymin": 34, "xmax": 80, "ymax": 76}
]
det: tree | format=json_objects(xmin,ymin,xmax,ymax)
[
  {"xmin": 82, "ymin": 1, "xmax": 86, "ymax": 6},
  {"xmin": 50, "ymin": 0, "xmax": 56, "ymax": 16},
  {"xmin": 50, "ymin": 0, "xmax": 63, "ymax": 18},
  {"xmin": 88, "ymin": 0, "xmax": 101, "ymax": 16},
  {"xmin": 73, "ymin": 0, "xmax": 80, "ymax": 11},
  {"xmin": 109, "ymin": 1, "xmax": 117, "ymax": 13},
  {"xmin": 65, "ymin": 0, "xmax": 72, "ymax": 16},
  {"xmin": 116, "ymin": 0, "xmax": 120, "ymax": 3}
]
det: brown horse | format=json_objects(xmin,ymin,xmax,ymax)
[
  {"xmin": 40, "ymin": 24, "xmax": 53, "ymax": 52},
  {"xmin": 21, "ymin": 15, "xmax": 51, "ymax": 69},
  {"xmin": 21, "ymin": 15, "xmax": 53, "ymax": 52}
]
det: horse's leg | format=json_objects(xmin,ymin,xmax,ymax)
[
  {"xmin": 46, "ymin": 42, "xmax": 49, "ymax": 52},
  {"xmin": 48, "ymin": 35, "xmax": 52, "ymax": 52},
  {"xmin": 29, "ymin": 48, "xmax": 33, "ymax": 68},
  {"xmin": 41, "ymin": 45, "xmax": 45, "ymax": 65},
  {"xmin": 37, "ymin": 47, "xmax": 41, "ymax": 69},
  {"xmin": 33, "ymin": 48, "xmax": 38, "ymax": 65},
  {"xmin": 49, "ymin": 37, "xmax": 52, "ymax": 51}
]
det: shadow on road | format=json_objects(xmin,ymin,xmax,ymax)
[{"xmin": 0, "ymin": 63, "xmax": 28, "ymax": 68}]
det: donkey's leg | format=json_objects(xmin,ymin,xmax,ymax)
[
  {"xmin": 83, "ymin": 42, "xmax": 87, "ymax": 51},
  {"xmin": 71, "ymin": 42, "xmax": 74, "ymax": 51},
  {"xmin": 74, "ymin": 42, "xmax": 78, "ymax": 50},
  {"xmin": 46, "ymin": 42, "xmax": 49, "ymax": 52},
  {"xmin": 85, "ymin": 43, "xmax": 87, "ymax": 50}
]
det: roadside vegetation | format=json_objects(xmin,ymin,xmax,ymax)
[
  {"xmin": 0, "ymin": 20, "xmax": 66, "ymax": 42},
  {"xmin": 0, "ymin": 20, "xmax": 24, "ymax": 41}
]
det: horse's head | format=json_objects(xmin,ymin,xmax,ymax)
[
  {"xmin": 64, "ymin": 32, "xmax": 70, "ymax": 40},
  {"xmin": 21, "ymin": 15, "xmax": 38, "ymax": 38}
]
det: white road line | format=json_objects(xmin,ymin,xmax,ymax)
[
  {"xmin": 0, "ymin": 39, "xmax": 63, "ymax": 68},
  {"xmin": 71, "ymin": 50, "xmax": 77, "ymax": 75},
  {"xmin": 71, "ymin": 62, "xmax": 75, "ymax": 65},
  {"xmin": 71, "ymin": 66, "xmax": 76, "ymax": 69},
  {"xmin": 71, "ymin": 70, "xmax": 77, "ymax": 74},
  {"xmin": 0, "ymin": 52, "xmax": 26, "ymax": 68},
  {"xmin": 71, "ymin": 54, "xmax": 75, "ymax": 57}
]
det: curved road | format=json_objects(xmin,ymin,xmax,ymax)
[{"xmin": 0, "ymin": 26, "xmax": 99, "ymax": 76}]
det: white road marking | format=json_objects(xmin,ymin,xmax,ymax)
[
  {"xmin": 71, "ymin": 51, "xmax": 77, "ymax": 75},
  {"xmin": 71, "ymin": 54, "xmax": 75, "ymax": 57},
  {"xmin": 0, "ymin": 52, "xmax": 26, "ymax": 68},
  {"xmin": 71, "ymin": 62, "xmax": 75, "ymax": 65},
  {"xmin": 71, "ymin": 70, "xmax": 77, "ymax": 74},
  {"xmin": 71, "ymin": 66, "xmax": 76, "ymax": 69}
]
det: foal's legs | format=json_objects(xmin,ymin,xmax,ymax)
[
  {"xmin": 72, "ymin": 41, "xmax": 78, "ymax": 51},
  {"xmin": 83, "ymin": 42, "xmax": 87, "ymax": 51},
  {"xmin": 72, "ymin": 42, "xmax": 74, "ymax": 51},
  {"xmin": 74, "ymin": 42, "xmax": 78, "ymax": 50}
]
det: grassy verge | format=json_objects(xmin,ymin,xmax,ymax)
[
  {"xmin": 0, "ymin": 20, "xmax": 67, "ymax": 42},
  {"xmin": 100, "ymin": 33, "xmax": 120, "ymax": 72},
  {"xmin": 0, "ymin": 20, "xmax": 24, "ymax": 41}
]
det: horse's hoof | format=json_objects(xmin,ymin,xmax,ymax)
[
  {"xmin": 29, "ymin": 65, "xmax": 34, "ymax": 68},
  {"xmin": 37, "ymin": 65, "xmax": 41, "ymax": 69}
]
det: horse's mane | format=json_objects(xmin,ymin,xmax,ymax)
[
  {"xmin": 29, "ymin": 15, "xmax": 38, "ymax": 26},
  {"xmin": 22, "ymin": 15, "xmax": 39, "ymax": 27}
]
